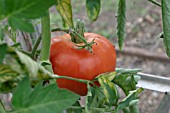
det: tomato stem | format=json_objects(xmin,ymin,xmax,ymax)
[
  {"xmin": 71, "ymin": 30, "xmax": 87, "ymax": 44},
  {"xmin": 40, "ymin": 11, "xmax": 51, "ymax": 61},
  {"xmin": 51, "ymin": 20, "xmax": 96, "ymax": 53},
  {"xmin": 70, "ymin": 19, "xmax": 85, "ymax": 43}
]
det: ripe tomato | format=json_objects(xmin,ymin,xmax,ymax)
[{"xmin": 50, "ymin": 33, "xmax": 116, "ymax": 96}]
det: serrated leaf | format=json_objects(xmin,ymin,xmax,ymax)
[
  {"xmin": 0, "ymin": 62, "xmax": 25, "ymax": 92},
  {"xmin": 98, "ymin": 75, "xmax": 119, "ymax": 106},
  {"xmin": 0, "ymin": 47, "xmax": 51, "ymax": 92},
  {"xmin": 85, "ymin": 83, "xmax": 95, "ymax": 112},
  {"xmin": 56, "ymin": 0, "xmax": 74, "ymax": 28},
  {"xmin": 8, "ymin": 17, "xmax": 34, "ymax": 32},
  {"xmin": 86, "ymin": 0, "xmax": 100, "ymax": 21},
  {"xmin": 15, "ymin": 51, "xmax": 39, "ymax": 79},
  {"xmin": 11, "ymin": 77, "xmax": 79, "ymax": 113},
  {"xmin": 0, "ymin": 43, "xmax": 7, "ymax": 64},
  {"xmin": 96, "ymin": 72, "xmax": 116, "ymax": 81},
  {"xmin": 0, "ymin": 0, "xmax": 56, "ymax": 32},
  {"xmin": 12, "ymin": 76, "xmax": 32, "ymax": 108},
  {"xmin": 117, "ymin": 0, "xmax": 126, "ymax": 50},
  {"xmin": 0, "ymin": 65, "xmax": 19, "ymax": 83},
  {"xmin": 162, "ymin": 0, "xmax": 170, "ymax": 58},
  {"xmin": 85, "ymin": 84, "xmax": 107, "ymax": 113},
  {"xmin": 113, "ymin": 68, "xmax": 141, "ymax": 95},
  {"xmin": 117, "ymin": 88, "xmax": 143, "ymax": 110},
  {"xmin": 1, "ymin": 0, "xmax": 56, "ymax": 20}
]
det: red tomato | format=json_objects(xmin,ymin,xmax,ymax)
[{"xmin": 50, "ymin": 33, "xmax": 116, "ymax": 96}]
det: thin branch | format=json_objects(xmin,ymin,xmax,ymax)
[
  {"xmin": 0, "ymin": 99, "xmax": 6, "ymax": 111},
  {"xmin": 31, "ymin": 35, "xmax": 42, "ymax": 58},
  {"xmin": 148, "ymin": 0, "xmax": 161, "ymax": 7},
  {"xmin": 51, "ymin": 27, "xmax": 69, "ymax": 33},
  {"xmin": 57, "ymin": 75, "xmax": 91, "ymax": 84}
]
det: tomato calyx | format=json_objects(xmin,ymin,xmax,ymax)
[
  {"xmin": 69, "ymin": 19, "xmax": 96, "ymax": 53},
  {"xmin": 51, "ymin": 19, "xmax": 96, "ymax": 53},
  {"xmin": 69, "ymin": 30, "xmax": 96, "ymax": 53},
  {"xmin": 76, "ymin": 38, "xmax": 96, "ymax": 53}
]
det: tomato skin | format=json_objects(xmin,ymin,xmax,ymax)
[{"xmin": 50, "ymin": 33, "xmax": 116, "ymax": 96}]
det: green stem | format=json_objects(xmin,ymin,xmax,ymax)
[
  {"xmin": 57, "ymin": 75, "xmax": 93, "ymax": 84},
  {"xmin": 129, "ymin": 104, "xmax": 140, "ymax": 113},
  {"xmin": 31, "ymin": 35, "xmax": 42, "ymax": 59},
  {"xmin": 40, "ymin": 11, "xmax": 51, "ymax": 61},
  {"xmin": 0, "ymin": 99, "xmax": 6, "ymax": 111},
  {"xmin": 51, "ymin": 27, "xmax": 69, "ymax": 33},
  {"xmin": 51, "ymin": 27, "xmax": 88, "ymax": 44},
  {"xmin": 71, "ymin": 31, "xmax": 87, "ymax": 44},
  {"xmin": 70, "ymin": 19, "xmax": 85, "ymax": 43},
  {"xmin": 148, "ymin": 0, "xmax": 161, "ymax": 7}
]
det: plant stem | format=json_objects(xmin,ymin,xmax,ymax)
[
  {"xmin": 0, "ymin": 99, "xmax": 6, "ymax": 110},
  {"xmin": 51, "ymin": 27, "xmax": 69, "ymax": 33},
  {"xmin": 148, "ymin": 0, "xmax": 161, "ymax": 7},
  {"xmin": 71, "ymin": 31, "xmax": 87, "ymax": 44},
  {"xmin": 40, "ymin": 11, "xmax": 51, "ymax": 61},
  {"xmin": 129, "ymin": 104, "xmax": 140, "ymax": 113},
  {"xmin": 31, "ymin": 35, "xmax": 42, "ymax": 59},
  {"xmin": 57, "ymin": 75, "xmax": 92, "ymax": 84},
  {"xmin": 71, "ymin": 19, "xmax": 85, "ymax": 43}
]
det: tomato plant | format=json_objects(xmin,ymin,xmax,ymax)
[
  {"xmin": 0, "ymin": 0, "xmax": 169, "ymax": 113},
  {"xmin": 50, "ymin": 32, "xmax": 116, "ymax": 95}
]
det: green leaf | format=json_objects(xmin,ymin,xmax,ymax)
[
  {"xmin": 56, "ymin": 0, "xmax": 74, "ymax": 28},
  {"xmin": 98, "ymin": 74, "xmax": 119, "ymax": 106},
  {"xmin": 69, "ymin": 101, "xmax": 82, "ymax": 113},
  {"xmin": 117, "ymin": 88, "xmax": 143, "ymax": 110},
  {"xmin": 0, "ymin": 0, "xmax": 56, "ymax": 32},
  {"xmin": 0, "ymin": 62, "xmax": 24, "ymax": 92},
  {"xmin": 1, "ymin": 0, "xmax": 56, "ymax": 20},
  {"xmin": 0, "ymin": 64, "xmax": 19, "ymax": 83},
  {"xmin": 117, "ymin": 0, "xmax": 126, "ymax": 50},
  {"xmin": 162, "ymin": 0, "xmax": 170, "ymax": 58},
  {"xmin": 86, "ymin": 0, "xmax": 101, "ymax": 21},
  {"xmin": 0, "ymin": 43, "xmax": 7, "ymax": 64},
  {"xmin": 12, "ymin": 76, "xmax": 32, "ymax": 108},
  {"xmin": 0, "ymin": 0, "xmax": 5, "ymax": 19},
  {"xmin": 85, "ymin": 84, "xmax": 106, "ymax": 113},
  {"xmin": 8, "ymin": 17, "xmax": 34, "ymax": 32},
  {"xmin": 11, "ymin": 77, "xmax": 79, "ymax": 113},
  {"xmin": 0, "ymin": 47, "xmax": 49, "ymax": 92},
  {"xmin": 85, "ymin": 83, "xmax": 95, "ymax": 113},
  {"xmin": 113, "ymin": 68, "xmax": 141, "ymax": 95}
]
